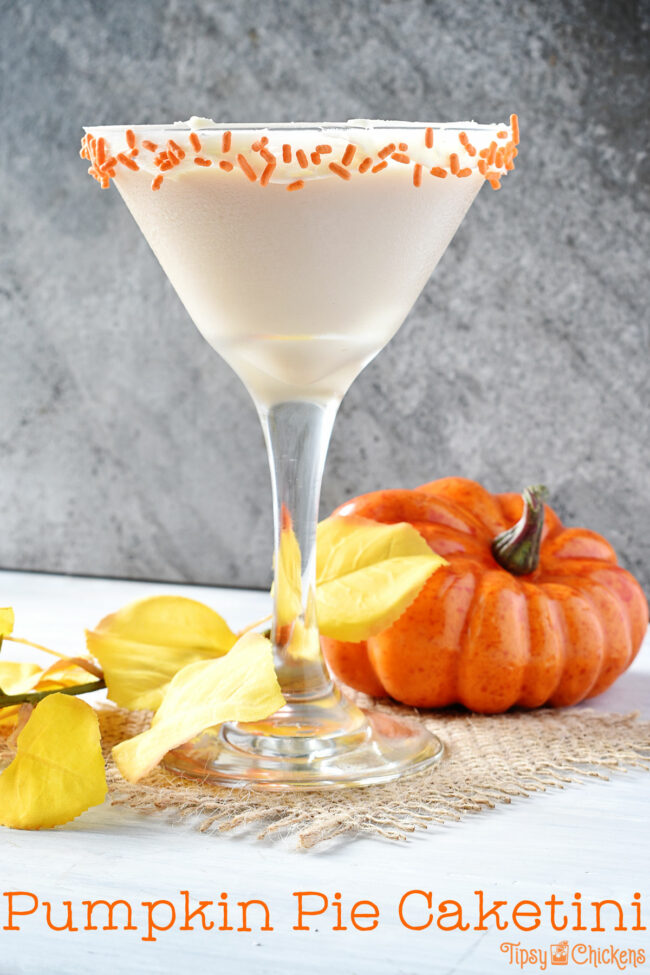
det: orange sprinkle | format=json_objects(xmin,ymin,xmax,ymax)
[
  {"xmin": 282, "ymin": 143, "xmax": 292, "ymax": 163},
  {"xmin": 342, "ymin": 143, "xmax": 356, "ymax": 167},
  {"xmin": 101, "ymin": 175, "xmax": 110, "ymax": 189},
  {"xmin": 168, "ymin": 139, "xmax": 185, "ymax": 160},
  {"xmin": 96, "ymin": 137, "xmax": 106, "ymax": 166},
  {"xmin": 372, "ymin": 160, "xmax": 388, "ymax": 173},
  {"xmin": 497, "ymin": 130, "xmax": 508, "ymax": 139},
  {"xmin": 398, "ymin": 142, "xmax": 408, "ymax": 152},
  {"xmin": 167, "ymin": 148, "xmax": 180, "ymax": 165},
  {"xmin": 459, "ymin": 132, "xmax": 468, "ymax": 146},
  {"xmin": 425, "ymin": 127, "xmax": 433, "ymax": 148},
  {"xmin": 510, "ymin": 113, "xmax": 519, "ymax": 145},
  {"xmin": 287, "ymin": 180, "xmax": 304, "ymax": 191},
  {"xmin": 219, "ymin": 160, "xmax": 234, "ymax": 172},
  {"xmin": 457, "ymin": 168, "xmax": 472, "ymax": 177},
  {"xmin": 391, "ymin": 152, "xmax": 410, "ymax": 164},
  {"xmin": 465, "ymin": 143, "xmax": 477, "ymax": 157},
  {"xmin": 449, "ymin": 153, "xmax": 460, "ymax": 175},
  {"xmin": 126, "ymin": 129, "xmax": 136, "ymax": 149},
  {"xmin": 102, "ymin": 156, "xmax": 117, "ymax": 171},
  {"xmin": 329, "ymin": 161, "xmax": 351, "ymax": 181},
  {"xmin": 378, "ymin": 142, "xmax": 396, "ymax": 159},
  {"xmin": 413, "ymin": 163, "xmax": 422, "ymax": 187},
  {"xmin": 222, "ymin": 130, "xmax": 232, "ymax": 152},
  {"xmin": 477, "ymin": 158, "xmax": 487, "ymax": 175},
  {"xmin": 117, "ymin": 152, "xmax": 139, "ymax": 171},
  {"xmin": 260, "ymin": 147, "xmax": 275, "ymax": 164},
  {"xmin": 479, "ymin": 148, "xmax": 489, "ymax": 159},
  {"xmin": 189, "ymin": 133, "xmax": 202, "ymax": 153},
  {"xmin": 142, "ymin": 140, "xmax": 158, "ymax": 152},
  {"xmin": 160, "ymin": 161, "xmax": 173, "ymax": 172},
  {"xmin": 358, "ymin": 156, "xmax": 373, "ymax": 173},
  {"xmin": 311, "ymin": 151, "xmax": 321, "ymax": 165},
  {"xmin": 251, "ymin": 140, "xmax": 262, "ymax": 152},
  {"xmin": 130, "ymin": 148, "xmax": 139, "ymax": 158},
  {"xmin": 237, "ymin": 154, "xmax": 257, "ymax": 181},
  {"xmin": 315, "ymin": 144, "xmax": 332, "ymax": 154},
  {"xmin": 152, "ymin": 175, "xmax": 164, "ymax": 191},
  {"xmin": 430, "ymin": 166, "xmax": 447, "ymax": 178},
  {"xmin": 487, "ymin": 141, "xmax": 497, "ymax": 166},
  {"xmin": 296, "ymin": 149, "xmax": 309, "ymax": 169},
  {"xmin": 194, "ymin": 156, "xmax": 212, "ymax": 167},
  {"xmin": 488, "ymin": 174, "xmax": 501, "ymax": 190},
  {"xmin": 260, "ymin": 161, "xmax": 276, "ymax": 186},
  {"xmin": 495, "ymin": 148, "xmax": 504, "ymax": 168},
  {"xmin": 260, "ymin": 136, "xmax": 269, "ymax": 147}
]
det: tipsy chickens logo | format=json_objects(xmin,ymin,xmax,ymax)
[{"xmin": 500, "ymin": 940, "xmax": 646, "ymax": 970}]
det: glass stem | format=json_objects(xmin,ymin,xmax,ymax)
[{"xmin": 257, "ymin": 398, "xmax": 339, "ymax": 702}]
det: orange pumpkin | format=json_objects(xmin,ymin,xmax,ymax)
[{"xmin": 322, "ymin": 478, "xmax": 648, "ymax": 713}]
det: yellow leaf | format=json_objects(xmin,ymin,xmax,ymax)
[
  {"xmin": 113, "ymin": 633, "xmax": 284, "ymax": 783},
  {"xmin": 274, "ymin": 518, "xmax": 303, "ymax": 629},
  {"xmin": 0, "ymin": 608, "xmax": 14, "ymax": 639},
  {"xmin": 86, "ymin": 596, "xmax": 238, "ymax": 712},
  {"xmin": 0, "ymin": 661, "xmax": 42, "ymax": 695},
  {"xmin": 0, "ymin": 659, "xmax": 103, "ymax": 730},
  {"xmin": 0, "ymin": 694, "xmax": 107, "ymax": 829},
  {"xmin": 315, "ymin": 516, "xmax": 447, "ymax": 641}
]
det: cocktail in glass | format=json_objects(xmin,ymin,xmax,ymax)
[{"xmin": 81, "ymin": 118, "xmax": 518, "ymax": 788}]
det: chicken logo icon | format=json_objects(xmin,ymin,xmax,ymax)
[{"xmin": 550, "ymin": 941, "xmax": 569, "ymax": 965}]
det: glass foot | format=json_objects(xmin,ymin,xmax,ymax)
[{"xmin": 162, "ymin": 693, "xmax": 443, "ymax": 790}]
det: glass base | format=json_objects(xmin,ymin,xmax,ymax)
[{"xmin": 162, "ymin": 693, "xmax": 443, "ymax": 790}]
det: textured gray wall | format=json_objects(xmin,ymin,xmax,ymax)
[{"xmin": 1, "ymin": 0, "xmax": 648, "ymax": 589}]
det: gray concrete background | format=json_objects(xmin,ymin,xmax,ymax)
[{"xmin": 1, "ymin": 0, "xmax": 648, "ymax": 590}]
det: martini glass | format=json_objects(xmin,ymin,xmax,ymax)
[{"xmin": 81, "ymin": 119, "xmax": 517, "ymax": 788}]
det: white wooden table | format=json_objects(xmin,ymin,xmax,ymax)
[{"xmin": 1, "ymin": 570, "xmax": 648, "ymax": 975}]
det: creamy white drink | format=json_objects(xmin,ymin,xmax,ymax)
[{"xmin": 82, "ymin": 119, "xmax": 518, "ymax": 405}]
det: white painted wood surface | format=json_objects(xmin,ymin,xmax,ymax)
[{"xmin": 0, "ymin": 570, "xmax": 648, "ymax": 975}]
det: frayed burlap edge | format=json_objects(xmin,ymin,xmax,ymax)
[{"xmin": 87, "ymin": 700, "xmax": 650, "ymax": 850}]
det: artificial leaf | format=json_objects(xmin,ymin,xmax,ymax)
[
  {"xmin": 0, "ymin": 608, "xmax": 14, "ymax": 639},
  {"xmin": 0, "ymin": 659, "xmax": 103, "ymax": 729},
  {"xmin": 0, "ymin": 661, "xmax": 42, "ymax": 695},
  {"xmin": 86, "ymin": 596, "xmax": 238, "ymax": 712},
  {"xmin": 274, "ymin": 516, "xmax": 303, "ymax": 629},
  {"xmin": 35, "ymin": 658, "xmax": 103, "ymax": 690},
  {"xmin": 315, "ymin": 516, "xmax": 447, "ymax": 641},
  {"xmin": 113, "ymin": 633, "xmax": 284, "ymax": 783},
  {"xmin": 0, "ymin": 693, "xmax": 107, "ymax": 829}
]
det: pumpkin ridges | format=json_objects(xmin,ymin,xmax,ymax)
[
  {"xmin": 540, "ymin": 559, "xmax": 648, "ymax": 659},
  {"xmin": 542, "ymin": 583, "xmax": 605, "ymax": 706},
  {"xmin": 335, "ymin": 489, "xmax": 488, "ymax": 537},
  {"xmin": 418, "ymin": 477, "xmax": 508, "ymax": 535},
  {"xmin": 457, "ymin": 570, "xmax": 530, "ymax": 713},
  {"xmin": 412, "ymin": 523, "xmax": 493, "ymax": 562},
  {"xmin": 515, "ymin": 584, "xmax": 565, "ymax": 708},
  {"xmin": 367, "ymin": 562, "xmax": 478, "ymax": 707},
  {"xmin": 577, "ymin": 564, "xmax": 648, "ymax": 661},
  {"xmin": 569, "ymin": 578, "xmax": 635, "ymax": 698},
  {"xmin": 541, "ymin": 527, "xmax": 618, "ymax": 567}
]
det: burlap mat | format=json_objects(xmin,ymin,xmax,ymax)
[{"xmin": 87, "ymin": 699, "xmax": 650, "ymax": 849}]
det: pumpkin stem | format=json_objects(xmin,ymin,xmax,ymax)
[{"xmin": 491, "ymin": 485, "xmax": 548, "ymax": 576}]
